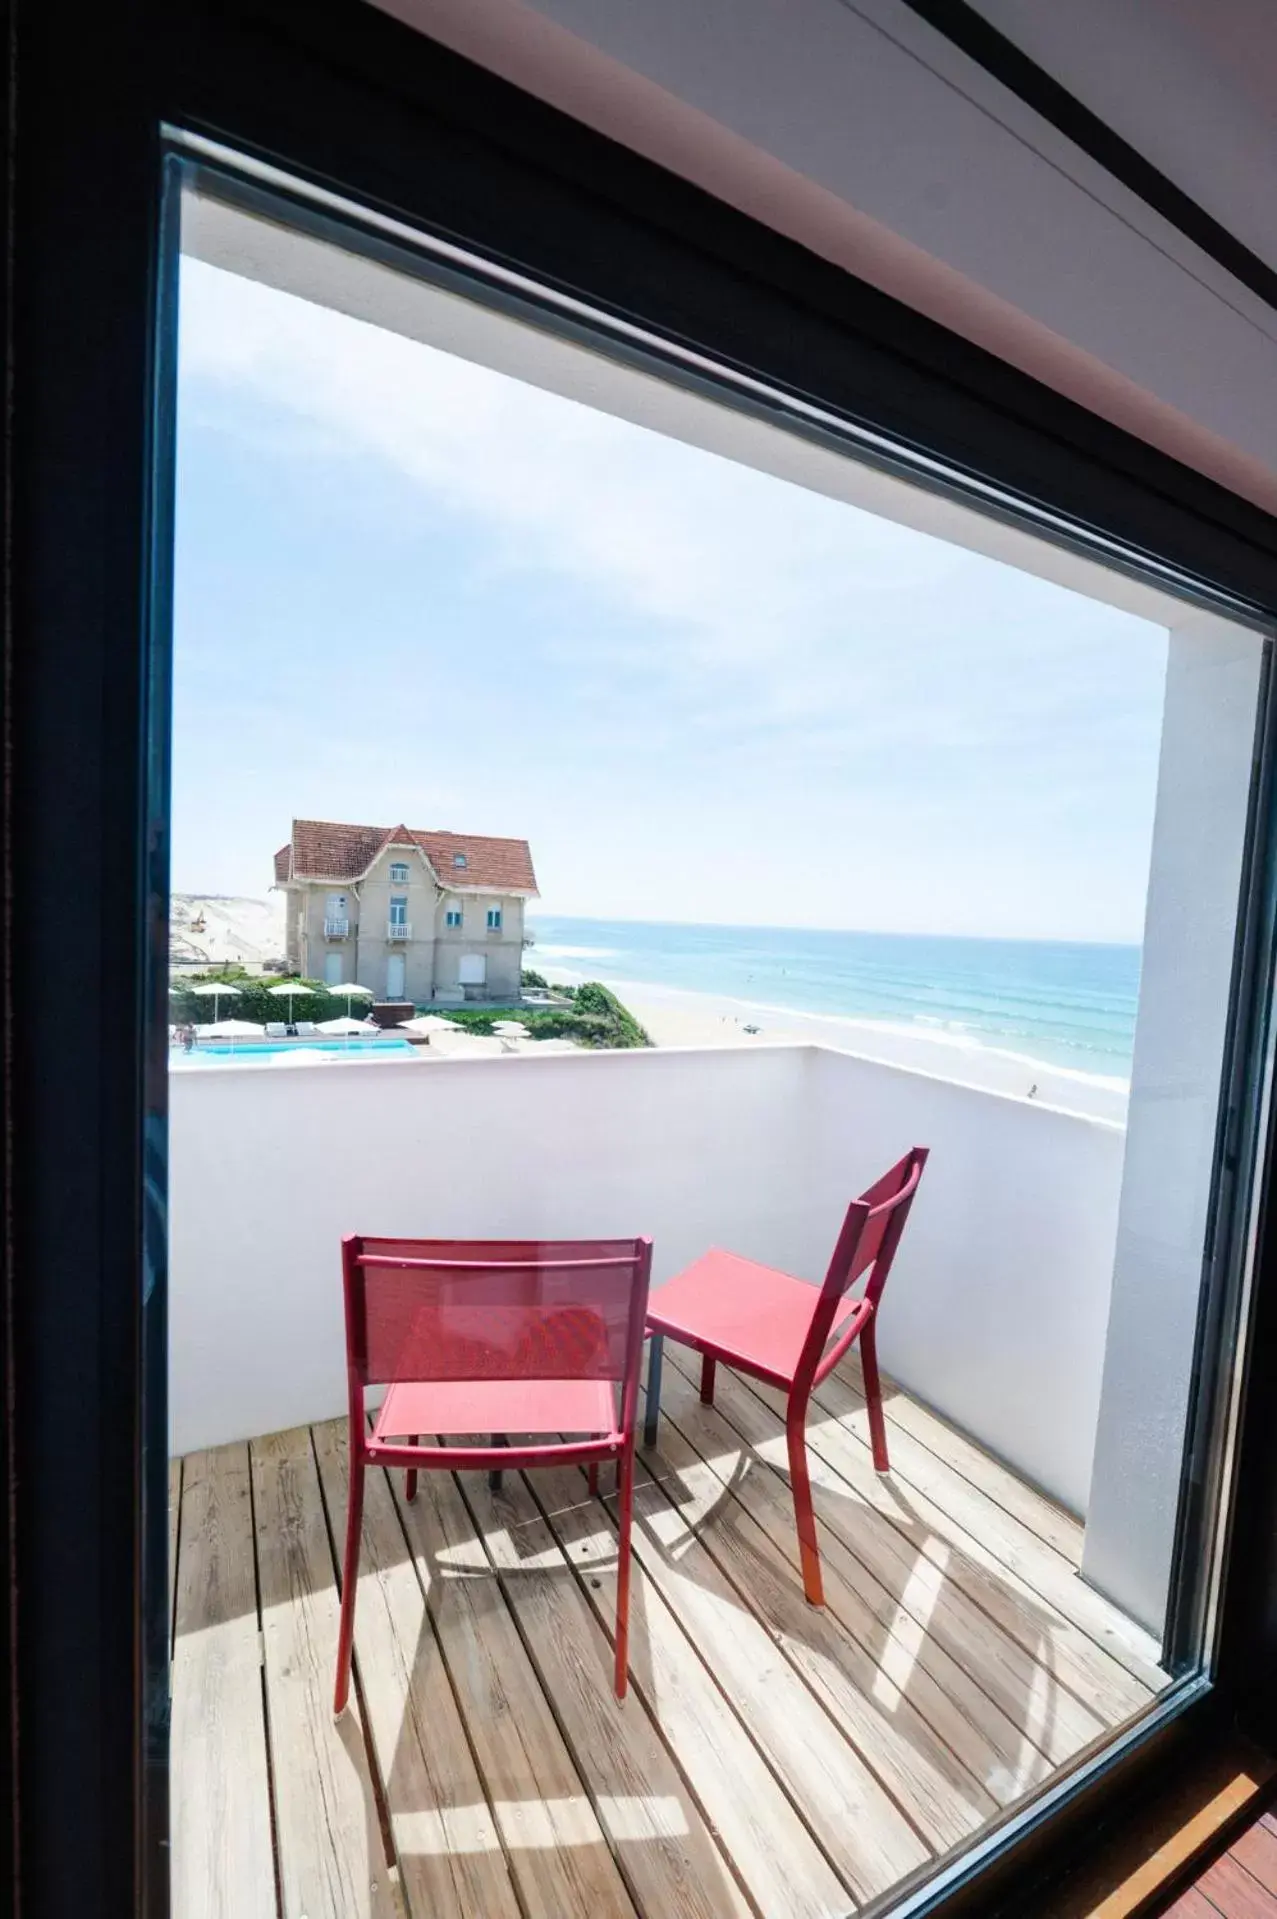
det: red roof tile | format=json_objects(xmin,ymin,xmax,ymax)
[{"xmin": 282, "ymin": 819, "xmax": 538, "ymax": 894}]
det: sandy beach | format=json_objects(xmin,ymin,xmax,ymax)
[{"xmin": 543, "ymin": 969, "xmax": 1128, "ymax": 1121}]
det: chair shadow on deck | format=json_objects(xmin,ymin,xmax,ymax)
[
  {"xmin": 171, "ymin": 1380, "xmax": 1158, "ymax": 1919},
  {"xmin": 335, "ymin": 1359, "xmax": 1132, "ymax": 1917},
  {"xmin": 329, "ymin": 1420, "xmax": 748, "ymax": 1919},
  {"xmin": 634, "ymin": 1350, "xmax": 1152, "ymax": 1802}
]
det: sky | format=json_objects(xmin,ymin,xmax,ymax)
[{"xmin": 173, "ymin": 254, "xmax": 1170, "ymax": 943}]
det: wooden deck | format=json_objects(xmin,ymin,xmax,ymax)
[{"xmin": 170, "ymin": 1346, "xmax": 1167, "ymax": 1919}]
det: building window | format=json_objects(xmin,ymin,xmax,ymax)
[
  {"xmin": 445, "ymin": 903, "xmax": 463, "ymax": 928},
  {"xmin": 389, "ymin": 861, "xmax": 408, "ymax": 883},
  {"xmin": 486, "ymin": 905, "xmax": 502, "ymax": 931},
  {"xmin": 389, "ymin": 895, "xmax": 408, "ymax": 927},
  {"xmin": 453, "ymin": 852, "xmax": 467, "ymax": 867}
]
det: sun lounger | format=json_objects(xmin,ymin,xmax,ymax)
[
  {"xmin": 295, "ymin": 1020, "xmax": 317, "ymax": 1036},
  {"xmin": 265, "ymin": 1022, "xmax": 289, "ymax": 1038}
]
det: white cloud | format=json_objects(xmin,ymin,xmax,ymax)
[
  {"xmin": 179, "ymin": 259, "xmax": 1165, "ymax": 767},
  {"xmin": 175, "ymin": 258, "xmax": 1172, "ymax": 936}
]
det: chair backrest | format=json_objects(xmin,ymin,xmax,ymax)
[
  {"xmin": 341, "ymin": 1234, "xmax": 654, "ymax": 1431},
  {"xmin": 794, "ymin": 1147, "xmax": 929, "ymax": 1392}
]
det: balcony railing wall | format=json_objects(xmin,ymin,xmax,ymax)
[{"xmin": 169, "ymin": 1043, "xmax": 1124, "ymax": 1514}]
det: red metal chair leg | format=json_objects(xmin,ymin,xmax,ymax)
[
  {"xmin": 860, "ymin": 1323, "xmax": 890, "ymax": 1473},
  {"xmin": 405, "ymin": 1435, "xmax": 418, "ymax": 1503},
  {"xmin": 785, "ymin": 1403, "xmax": 824, "ymax": 1607},
  {"xmin": 614, "ymin": 1445, "xmax": 635, "ymax": 1699},
  {"xmin": 700, "ymin": 1353, "xmax": 717, "ymax": 1405},
  {"xmin": 333, "ymin": 1450, "xmax": 365, "ymax": 1714}
]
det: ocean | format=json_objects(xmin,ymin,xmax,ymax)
[{"xmin": 527, "ymin": 917, "xmax": 1141, "ymax": 1081}]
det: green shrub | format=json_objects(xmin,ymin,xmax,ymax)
[
  {"xmin": 433, "ymin": 982, "xmax": 649, "ymax": 1050},
  {"xmin": 521, "ymin": 968, "xmax": 548, "ymax": 988},
  {"xmin": 168, "ymin": 972, "xmax": 650, "ymax": 1051},
  {"xmin": 169, "ymin": 972, "xmax": 346, "ymax": 1028}
]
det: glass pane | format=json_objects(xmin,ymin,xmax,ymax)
[{"xmin": 162, "ymin": 155, "xmax": 1272, "ymax": 1917}]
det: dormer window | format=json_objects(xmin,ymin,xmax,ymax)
[
  {"xmin": 453, "ymin": 853, "xmax": 468, "ymax": 868},
  {"xmin": 389, "ymin": 861, "xmax": 408, "ymax": 883}
]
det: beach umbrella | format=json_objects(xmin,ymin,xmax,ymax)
[
  {"xmin": 493, "ymin": 1020, "xmax": 529, "ymax": 1037},
  {"xmin": 189, "ymin": 980, "xmax": 241, "ymax": 1023},
  {"xmin": 328, "ymin": 982, "xmax": 374, "ymax": 1019},
  {"xmin": 201, "ymin": 1017, "xmax": 265, "ymax": 1053},
  {"xmin": 267, "ymin": 979, "xmax": 310, "ymax": 1022},
  {"xmin": 316, "ymin": 1015, "xmax": 368, "ymax": 1050},
  {"xmin": 399, "ymin": 1014, "xmax": 457, "ymax": 1039}
]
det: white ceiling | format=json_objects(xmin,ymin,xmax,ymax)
[
  {"xmin": 971, "ymin": 0, "xmax": 1277, "ymax": 273},
  {"xmin": 367, "ymin": 0, "xmax": 1277, "ymax": 510}
]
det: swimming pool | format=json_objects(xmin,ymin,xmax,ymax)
[{"xmin": 177, "ymin": 1037, "xmax": 416, "ymax": 1061}]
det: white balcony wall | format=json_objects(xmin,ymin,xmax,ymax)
[
  {"xmin": 169, "ymin": 1044, "xmax": 1123, "ymax": 1516},
  {"xmin": 805, "ymin": 1049, "xmax": 1125, "ymax": 1515}
]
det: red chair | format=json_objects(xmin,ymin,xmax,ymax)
[
  {"xmin": 643, "ymin": 1148, "xmax": 927, "ymax": 1607},
  {"xmin": 335, "ymin": 1234, "xmax": 653, "ymax": 1712}
]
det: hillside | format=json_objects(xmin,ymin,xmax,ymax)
[{"xmin": 171, "ymin": 894, "xmax": 287, "ymax": 972}]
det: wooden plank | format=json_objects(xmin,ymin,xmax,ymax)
[
  {"xmin": 808, "ymin": 1365, "xmax": 1163, "ymax": 1685},
  {"xmin": 1197, "ymin": 1855, "xmax": 1277, "ymax": 1917},
  {"xmin": 1163, "ymin": 1890, "xmax": 1227, "ymax": 1917},
  {"xmin": 171, "ymin": 1444, "xmax": 276, "ymax": 1919},
  {"xmin": 834, "ymin": 1348, "xmax": 1084, "ymax": 1566},
  {"xmin": 459, "ymin": 1460, "xmax": 760, "ymax": 1919},
  {"xmin": 310, "ymin": 1422, "xmax": 524, "ymax": 1919},
  {"xmin": 647, "ymin": 1367, "xmax": 1074, "ymax": 1801},
  {"xmin": 169, "ymin": 1456, "xmax": 181, "ymax": 1656},
  {"xmin": 627, "ymin": 1407, "xmax": 1015, "ymax": 1830},
  {"xmin": 532, "ymin": 1460, "xmax": 854, "ymax": 1918},
  {"xmin": 688, "ymin": 1350, "xmax": 1153, "ymax": 1723},
  {"xmin": 251, "ymin": 1427, "xmax": 401, "ymax": 1919},
  {"xmin": 385, "ymin": 1439, "xmax": 638, "ymax": 1919},
  {"xmin": 1231, "ymin": 1822, "xmax": 1277, "ymax": 1898},
  {"xmin": 522, "ymin": 1448, "xmax": 931, "ymax": 1904},
  {"xmin": 667, "ymin": 1349, "xmax": 1144, "ymax": 1736}
]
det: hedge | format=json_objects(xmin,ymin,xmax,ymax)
[
  {"xmin": 170, "ymin": 972, "xmax": 650, "ymax": 1050},
  {"xmin": 434, "ymin": 982, "xmax": 650, "ymax": 1049},
  {"xmin": 170, "ymin": 972, "xmax": 352, "ymax": 1028}
]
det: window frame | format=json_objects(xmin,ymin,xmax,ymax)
[
  {"xmin": 388, "ymin": 860, "xmax": 409, "ymax": 884},
  {"xmin": 10, "ymin": 4, "xmax": 1277, "ymax": 1916},
  {"xmin": 486, "ymin": 905, "xmax": 503, "ymax": 931}
]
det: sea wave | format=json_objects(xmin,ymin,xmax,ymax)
[{"xmin": 534, "ymin": 944, "xmax": 621, "ymax": 960}]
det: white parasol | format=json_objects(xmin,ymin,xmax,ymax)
[
  {"xmin": 189, "ymin": 980, "xmax": 241, "ymax": 1022},
  {"xmin": 267, "ymin": 979, "xmax": 310, "ymax": 1022},
  {"xmin": 327, "ymin": 982, "xmax": 374, "ymax": 1019}
]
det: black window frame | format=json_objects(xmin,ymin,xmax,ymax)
[{"xmin": 9, "ymin": 4, "xmax": 1277, "ymax": 1916}]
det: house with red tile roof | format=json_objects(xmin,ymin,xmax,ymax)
[{"xmin": 274, "ymin": 819, "xmax": 538, "ymax": 1004}]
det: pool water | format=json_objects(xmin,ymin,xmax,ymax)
[{"xmin": 179, "ymin": 1037, "xmax": 416, "ymax": 1060}]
